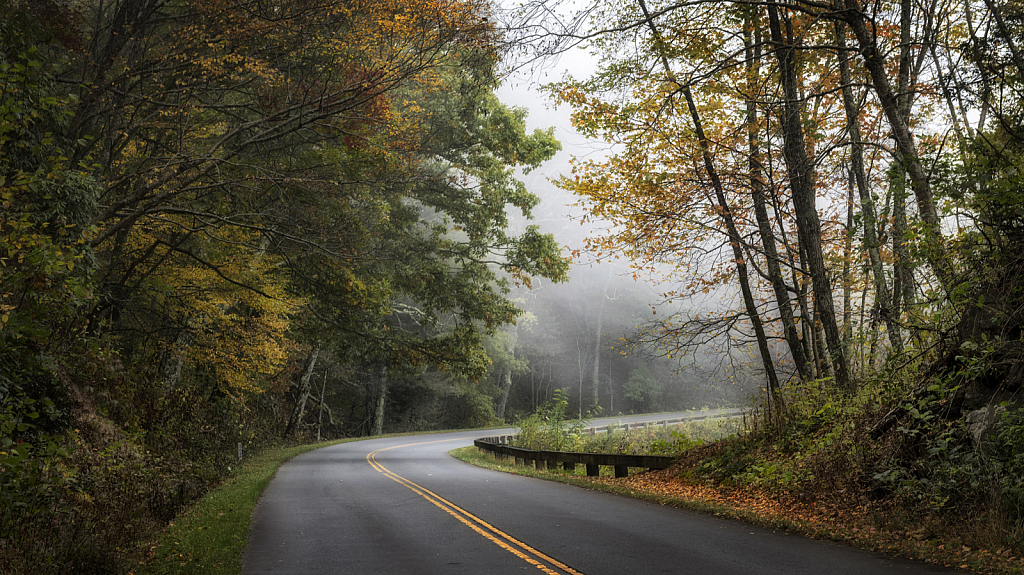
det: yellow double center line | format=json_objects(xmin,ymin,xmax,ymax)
[{"xmin": 366, "ymin": 440, "xmax": 584, "ymax": 575}]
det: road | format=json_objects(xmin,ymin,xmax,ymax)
[{"xmin": 243, "ymin": 410, "xmax": 957, "ymax": 574}]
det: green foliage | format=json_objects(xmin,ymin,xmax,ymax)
[
  {"xmin": 993, "ymin": 408, "xmax": 1024, "ymax": 526},
  {"xmin": 0, "ymin": 390, "xmax": 73, "ymax": 541},
  {"xmin": 513, "ymin": 390, "xmax": 590, "ymax": 451},
  {"xmin": 0, "ymin": 0, "xmax": 558, "ymax": 570},
  {"xmin": 622, "ymin": 365, "xmax": 664, "ymax": 412}
]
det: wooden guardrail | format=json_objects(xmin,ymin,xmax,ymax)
[
  {"xmin": 473, "ymin": 436, "xmax": 675, "ymax": 478},
  {"xmin": 473, "ymin": 414, "xmax": 736, "ymax": 478}
]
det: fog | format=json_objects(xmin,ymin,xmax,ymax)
[{"xmin": 490, "ymin": 57, "xmax": 768, "ymax": 419}]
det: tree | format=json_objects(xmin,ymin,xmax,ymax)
[
  {"xmin": 516, "ymin": 0, "xmax": 967, "ymax": 399},
  {"xmin": 0, "ymin": 0, "xmax": 571, "ymax": 566},
  {"xmin": 623, "ymin": 364, "xmax": 664, "ymax": 412}
]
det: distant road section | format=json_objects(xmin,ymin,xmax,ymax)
[{"xmin": 243, "ymin": 410, "xmax": 955, "ymax": 574}]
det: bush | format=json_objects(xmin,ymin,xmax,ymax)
[{"xmin": 513, "ymin": 390, "xmax": 589, "ymax": 451}]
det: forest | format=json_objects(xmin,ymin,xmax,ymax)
[{"xmin": 3, "ymin": 0, "xmax": 1024, "ymax": 570}]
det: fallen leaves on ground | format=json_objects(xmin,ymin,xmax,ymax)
[{"xmin": 573, "ymin": 465, "xmax": 1024, "ymax": 575}]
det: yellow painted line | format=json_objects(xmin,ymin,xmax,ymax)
[{"xmin": 366, "ymin": 439, "xmax": 584, "ymax": 575}]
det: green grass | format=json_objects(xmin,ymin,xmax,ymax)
[{"xmin": 136, "ymin": 438, "xmax": 359, "ymax": 574}]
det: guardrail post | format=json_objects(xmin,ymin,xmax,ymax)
[
  {"xmin": 586, "ymin": 463, "xmax": 599, "ymax": 477},
  {"xmin": 563, "ymin": 462, "xmax": 576, "ymax": 472},
  {"xmin": 515, "ymin": 456, "xmax": 524, "ymax": 465},
  {"xmin": 614, "ymin": 464, "xmax": 628, "ymax": 478},
  {"xmin": 534, "ymin": 458, "xmax": 544, "ymax": 470}
]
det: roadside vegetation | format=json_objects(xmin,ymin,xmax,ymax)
[
  {"xmin": 137, "ymin": 439, "xmax": 357, "ymax": 575},
  {"xmin": 460, "ymin": 377, "xmax": 1024, "ymax": 574},
  {"xmin": 1, "ymin": 0, "xmax": 568, "ymax": 571},
  {"xmin": 511, "ymin": 391, "xmax": 742, "ymax": 455},
  {"xmin": 490, "ymin": 0, "xmax": 1024, "ymax": 572}
]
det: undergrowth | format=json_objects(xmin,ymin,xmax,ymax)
[{"xmin": 678, "ymin": 374, "xmax": 1024, "ymax": 560}]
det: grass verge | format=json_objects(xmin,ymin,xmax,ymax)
[{"xmin": 135, "ymin": 438, "xmax": 358, "ymax": 574}]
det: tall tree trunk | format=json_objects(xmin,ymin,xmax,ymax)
[
  {"xmin": 316, "ymin": 366, "xmax": 332, "ymax": 441},
  {"xmin": 843, "ymin": 180, "xmax": 854, "ymax": 350},
  {"xmin": 794, "ymin": 267, "xmax": 816, "ymax": 377},
  {"xmin": 890, "ymin": 0, "xmax": 917, "ymax": 330},
  {"xmin": 496, "ymin": 366, "xmax": 513, "ymax": 421},
  {"xmin": 836, "ymin": 21, "xmax": 904, "ymax": 355},
  {"xmin": 772, "ymin": 179, "xmax": 816, "ymax": 369},
  {"xmin": 768, "ymin": 3, "xmax": 851, "ymax": 389},
  {"xmin": 369, "ymin": 363, "xmax": 387, "ymax": 436},
  {"xmin": 840, "ymin": 0, "xmax": 951, "ymax": 290},
  {"xmin": 891, "ymin": 179, "xmax": 912, "ymax": 321},
  {"xmin": 285, "ymin": 341, "xmax": 321, "ymax": 436},
  {"xmin": 161, "ymin": 328, "xmax": 193, "ymax": 395},
  {"xmin": 638, "ymin": 0, "xmax": 781, "ymax": 401},
  {"xmin": 811, "ymin": 293, "xmax": 834, "ymax": 380},
  {"xmin": 591, "ymin": 276, "xmax": 611, "ymax": 408},
  {"xmin": 746, "ymin": 18, "xmax": 809, "ymax": 380}
]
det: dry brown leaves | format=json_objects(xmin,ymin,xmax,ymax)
[{"xmin": 572, "ymin": 465, "xmax": 1024, "ymax": 575}]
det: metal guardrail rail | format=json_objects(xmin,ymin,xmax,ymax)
[{"xmin": 474, "ymin": 414, "xmax": 732, "ymax": 478}]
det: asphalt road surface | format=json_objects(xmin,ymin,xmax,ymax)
[{"xmin": 243, "ymin": 410, "xmax": 958, "ymax": 574}]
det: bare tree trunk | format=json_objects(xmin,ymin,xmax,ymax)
[
  {"xmin": 316, "ymin": 366, "xmax": 331, "ymax": 441},
  {"xmin": 890, "ymin": 0, "xmax": 917, "ymax": 332},
  {"xmin": 768, "ymin": 3, "xmax": 850, "ymax": 389},
  {"xmin": 591, "ymin": 277, "xmax": 611, "ymax": 409},
  {"xmin": 496, "ymin": 366, "xmax": 513, "ymax": 421},
  {"xmin": 285, "ymin": 341, "xmax": 321, "ymax": 436},
  {"xmin": 530, "ymin": 365, "xmax": 536, "ymax": 411},
  {"xmin": 592, "ymin": 306, "xmax": 603, "ymax": 408},
  {"xmin": 161, "ymin": 328, "xmax": 193, "ymax": 395},
  {"xmin": 843, "ymin": 181, "xmax": 854, "ymax": 350},
  {"xmin": 812, "ymin": 296, "xmax": 834, "ymax": 380},
  {"xmin": 795, "ymin": 268, "xmax": 816, "ymax": 377}
]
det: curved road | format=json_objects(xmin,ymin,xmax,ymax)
[{"xmin": 243, "ymin": 411, "xmax": 957, "ymax": 574}]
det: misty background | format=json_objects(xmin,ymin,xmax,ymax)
[{"xmin": 478, "ymin": 57, "xmax": 767, "ymax": 421}]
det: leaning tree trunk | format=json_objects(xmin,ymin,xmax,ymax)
[
  {"xmin": 637, "ymin": 0, "xmax": 781, "ymax": 401},
  {"xmin": 840, "ymin": 0, "xmax": 951, "ymax": 291},
  {"xmin": 285, "ymin": 340, "xmax": 321, "ymax": 436}
]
